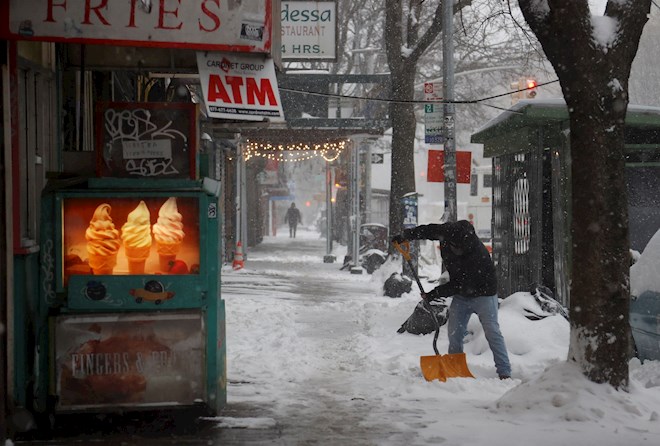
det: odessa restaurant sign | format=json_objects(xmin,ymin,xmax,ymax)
[
  {"xmin": 196, "ymin": 52, "xmax": 285, "ymax": 122},
  {"xmin": 3, "ymin": 0, "xmax": 273, "ymax": 52},
  {"xmin": 280, "ymin": 1, "xmax": 336, "ymax": 61}
]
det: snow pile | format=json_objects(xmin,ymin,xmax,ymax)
[{"xmin": 497, "ymin": 361, "xmax": 659, "ymax": 423}]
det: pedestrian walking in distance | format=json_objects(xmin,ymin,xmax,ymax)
[
  {"xmin": 284, "ymin": 202, "xmax": 302, "ymax": 238},
  {"xmin": 391, "ymin": 220, "xmax": 512, "ymax": 379}
]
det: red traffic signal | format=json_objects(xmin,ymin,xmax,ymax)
[{"xmin": 525, "ymin": 79, "xmax": 538, "ymax": 98}]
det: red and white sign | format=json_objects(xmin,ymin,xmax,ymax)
[
  {"xmin": 424, "ymin": 82, "xmax": 443, "ymax": 101},
  {"xmin": 197, "ymin": 52, "xmax": 285, "ymax": 122},
  {"xmin": 427, "ymin": 150, "xmax": 472, "ymax": 184},
  {"xmin": 2, "ymin": 0, "xmax": 273, "ymax": 52}
]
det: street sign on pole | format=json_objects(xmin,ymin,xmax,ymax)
[
  {"xmin": 424, "ymin": 82, "xmax": 443, "ymax": 101},
  {"xmin": 424, "ymin": 104, "xmax": 444, "ymax": 144},
  {"xmin": 401, "ymin": 193, "xmax": 419, "ymax": 275},
  {"xmin": 424, "ymin": 82, "xmax": 444, "ymax": 144}
]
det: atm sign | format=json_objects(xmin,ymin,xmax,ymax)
[{"xmin": 197, "ymin": 52, "xmax": 285, "ymax": 122}]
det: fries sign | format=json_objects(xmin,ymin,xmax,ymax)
[{"xmin": 2, "ymin": 0, "xmax": 273, "ymax": 53}]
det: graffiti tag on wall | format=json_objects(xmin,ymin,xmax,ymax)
[{"xmin": 96, "ymin": 102, "xmax": 198, "ymax": 179}]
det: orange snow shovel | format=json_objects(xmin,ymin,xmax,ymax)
[{"xmin": 393, "ymin": 240, "xmax": 474, "ymax": 382}]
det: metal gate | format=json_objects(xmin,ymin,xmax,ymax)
[{"xmin": 492, "ymin": 141, "xmax": 545, "ymax": 298}]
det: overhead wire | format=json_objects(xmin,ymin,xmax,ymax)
[{"xmin": 277, "ymin": 78, "xmax": 560, "ymax": 107}]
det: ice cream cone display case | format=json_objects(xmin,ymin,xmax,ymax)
[
  {"xmin": 62, "ymin": 195, "xmax": 199, "ymax": 288},
  {"xmin": 38, "ymin": 178, "xmax": 225, "ymax": 413}
]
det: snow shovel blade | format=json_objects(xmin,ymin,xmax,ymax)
[{"xmin": 420, "ymin": 353, "xmax": 475, "ymax": 382}]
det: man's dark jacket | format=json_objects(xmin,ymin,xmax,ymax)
[
  {"xmin": 402, "ymin": 220, "xmax": 497, "ymax": 299},
  {"xmin": 285, "ymin": 207, "xmax": 302, "ymax": 225}
]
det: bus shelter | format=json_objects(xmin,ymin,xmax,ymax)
[{"xmin": 471, "ymin": 100, "xmax": 660, "ymax": 305}]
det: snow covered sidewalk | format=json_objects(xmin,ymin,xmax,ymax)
[{"xmin": 217, "ymin": 228, "xmax": 660, "ymax": 446}]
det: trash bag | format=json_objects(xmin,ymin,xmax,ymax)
[
  {"xmin": 362, "ymin": 249, "xmax": 387, "ymax": 274},
  {"xmin": 383, "ymin": 272, "xmax": 412, "ymax": 298},
  {"xmin": 397, "ymin": 299, "xmax": 449, "ymax": 335},
  {"xmin": 524, "ymin": 284, "xmax": 569, "ymax": 321}
]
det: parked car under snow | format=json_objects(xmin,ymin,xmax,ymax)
[{"xmin": 630, "ymin": 228, "xmax": 660, "ymax": 362}]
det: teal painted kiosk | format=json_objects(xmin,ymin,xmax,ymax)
[{"xmin": 30, "ymin": 102, "xmax": 226, "ymax": 416}]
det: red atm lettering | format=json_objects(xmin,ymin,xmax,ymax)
[
  {"xmin": 208, "ymin": 75, "xmax": 277, "ymax": 106},
  {"xmin": 246, "ymin": 78, "xmax": 277, "ymax": 105},
  {"xmin": 225, "ymin": 76, "xmax": 244, "ymax": 104},
  {"xmin": 208, "ymin": 75, "xmax": 231, "ymax": 103}
]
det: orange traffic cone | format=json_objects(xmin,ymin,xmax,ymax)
[{"xmin": 232, "ymin": 241, "xmax": 244, "ymax": 270}]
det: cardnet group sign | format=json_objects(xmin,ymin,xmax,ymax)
[{"xmin": 196, "ymin": 52, "xmax": 285, "ymax": 122}]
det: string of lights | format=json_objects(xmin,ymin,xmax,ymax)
[{"xmin": 244, "ymin": 140, "xmax": 347, "ymax": 163}]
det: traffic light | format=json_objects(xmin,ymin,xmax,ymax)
[{"xmin": 525, "ymin": 79, "xmax": 538, "ymax": 98}]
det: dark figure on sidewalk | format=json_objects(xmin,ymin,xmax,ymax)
[
  {"xmin": 391, "ymin": 220, "xmax": 512, "ymax": 379},
  {"xmin": 284, "ymin": 202, "xmax": 302, "ymax": 238}
]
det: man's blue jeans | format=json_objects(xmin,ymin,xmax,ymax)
[{"xmin": 447, "ymin": 294, "xmax": 511, "ymax": 377}]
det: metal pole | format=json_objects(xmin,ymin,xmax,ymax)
[
  {"xmin": 235, "ymin": 144, "xmax": 241, "ymax": 245},
  {"xmin": 350, "ymin": 140, "xmax": 362, "ymax": 274},
  {"xmin": 268, "ymin": 198, "xmax": 273, "ymax": 237},
  {"xmin": 365, "ymin": 142, "xmax": 372, "ymax": 223},
  {"xmin": 327, "ymin": 162, "xmax": 333, "ymax": 254},
  {"xmin": 240, "ymin": 146, "xmax": 248, "ymax": 253},
  {"xmin": 324, "ymin": 160, "xmax": 335, "ymax": 263},
  {"xmin": 0, "ymin": 66, "xmax": 7, "ymax": 442},
  {"xmin": 442, "ymin": 0, "xmax": 457, "ymax": 223},
  {"xmin": 236, "ymin": 143, "xmax": 247, "ymax": 254}
]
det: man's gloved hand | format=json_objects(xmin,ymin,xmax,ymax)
[
  {"xmin": 391, "ymin": 234, "xmax": 406, "ymax": 245},
  {"xmin": 425, "ymin": 288, "xmax": 442, "ymax": 302}
]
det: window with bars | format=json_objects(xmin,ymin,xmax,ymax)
[{"xmin": 513, "ymin": 155, "xmax": 530, "ymax": 255}]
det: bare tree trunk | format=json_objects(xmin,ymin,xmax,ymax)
[
  {"xmin": 568, "ymin": 94, "xmax": 631, "ymax": 388},
  {"xmin": 388, "ymin": 69, "xmax": 417, "ymax": 237},
  {"xmin": 519, "ymin": 0, "xmax": 651, "ymax": 389}
]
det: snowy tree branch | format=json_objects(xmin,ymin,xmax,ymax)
[{"xmin": 407, "ymin": 0, "xmax": 473, "ymax": 62}]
